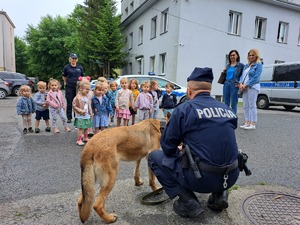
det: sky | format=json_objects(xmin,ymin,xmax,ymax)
[{"xmin": 0, "ymin": 0, "xmax": 121, "ymax": 38}]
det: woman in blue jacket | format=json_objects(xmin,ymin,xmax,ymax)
[
  {"xmin": 223, "ymin": 50, "xmax": 244, "ymax": 114},
  {"xmin": 239, "ymin": 49, "xmax": 263, "ymax": 130}
]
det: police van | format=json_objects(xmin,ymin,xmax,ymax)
[{"xmin": 257, "ymin": 62, "xmax": 300, "ymax": 110}]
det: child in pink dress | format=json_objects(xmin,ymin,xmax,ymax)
[{"xmin": 115, "ymin": 77, "xmax": 134, "ymax": 127}]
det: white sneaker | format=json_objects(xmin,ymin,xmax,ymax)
[
  {"xmin": 240, "ymin": 123, "xmax": 250, "ymax": 129},
  {"xmin": 244, "ymin": 124, "xmax": 256, "ymax": 130}
]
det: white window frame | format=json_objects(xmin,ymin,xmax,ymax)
[
  {"xmin": 277, "ymin": 22, "xmax": 288, "ymax": 43},
  {"xmin": 151, "ymin": 16, "xmax": 157, "ymax": 39},
  {"xmin": 161, "ymin": 9, "xmax": 169, "ymax": 34},
  {"xmin": 254, "ymin": 17, "xmax": 267, "ymax": 40},
  {"xmin": 149, "ymin": 56, "xmax": 155, "ymax": 73},
  {"xmin": 129, "ymin": 32, "xmax": 133, "ymax": 50},
  {"xmin": 228, "ymin": 11, "xmax": 242, "ymax": 35},
  {"xmin": 138, "ymin": 26, "xmax": 143, "ymax": 45},
  {"xmin": 136, "ymin": 57, "xmax": 143, "ymax": 74},
  {"xmin": 159, "ymin": 53, "xmax": 166, "ymax": 75}
]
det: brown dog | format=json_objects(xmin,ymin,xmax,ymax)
[{"xmin": 77, "ymin": 119, "xmax": 161, "ymax": 223}]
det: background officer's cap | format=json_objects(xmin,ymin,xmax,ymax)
[
  {"xmin": 187, "ymin": 67, "xmax": 213, "ymax": 83},
  {"xmin": 69, "ymin": 53, "xmax": 78, "ymax": 59}
]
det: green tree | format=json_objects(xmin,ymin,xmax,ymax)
[
  {"xmin": 77, "ymin": 0, "xmax": 127, "ymax": 78},
  {"xmin": 14, "ymin": 36, "xmax": 28, "ymax": 74},
  {"xmin": 25, "ymin": 15, "xmax": 79, "ymax": 82}
]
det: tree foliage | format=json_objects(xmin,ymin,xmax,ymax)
[
  {"xmin": 77, "ymin": 0, "xmax": 127, "ymax": 78},
  {"xmin": 15, "ymin": 36, "xmax": 28, "ymax": 74},
  {"xmin": 25, "ymin": 15, "xmax": 79, "ymax": 82}
]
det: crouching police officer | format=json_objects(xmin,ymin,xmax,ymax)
[{"xmin": 148, "ymin": 67, "xmax": 239, "ymax": 218}]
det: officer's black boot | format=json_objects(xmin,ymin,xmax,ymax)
[
  {"xmin": 173, "ymin": 191, "xmax": 204, "ymax": 218},
  {"xmin": 207, "ymin": 190, "xmax": 229, "ymax": 211}
]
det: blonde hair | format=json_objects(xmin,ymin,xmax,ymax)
[
  {"xmin": 150, "ymin": 80, "xmax": 158, "ymax": 89},
  {"xmin": 109, "ymin": 81, "xmax": 118, "ymax": 88},
  {"xmin": 166, "ymin": 82, "xmax": 174, "ymax": 89},
  {"xmin": 141, "ymin": 81, "xmax": 150, "ymax": 88},
  {"xmin": 48, "ymin": 78, "xmax": 60, "ymax": 90},
  {"xmin": 247, "ymin": 48, "xmax": 261, "ymax": 63},
  {"xmin": 97, "ymin": 77, "xmax": 108, "ymax": 83},
  {"xmin": 94, "ymin": 83, "xmax": 105, "ymax": 92},
  {"xmin": 19, "ymin": 85, "xmax": 32, "ymax": 97},
  {"xmin": 120, "ymin": 77, "xmax": 128, "ymax": 84},
  {"xmin": 37, "ymin": 81, "xmax": 47, "ymax": 89},
  {"xmin": 129, "ymin": 78, "xmax": 139, "ymax": 90}
]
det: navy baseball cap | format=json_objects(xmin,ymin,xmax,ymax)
[
  {"xmin": 187, "ymin": 67, "xmax": 213, "ymax": 83},
  {"xmin": 69, "ymin": 53, "xmax": 78, "ymax": 59}
]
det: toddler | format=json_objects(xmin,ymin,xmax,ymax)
[
  {"xmin": 115, "ymin": 77, "xmax": 134, "ymax": 126},
  {"xmin": 107, "ymin": 81, "xmax": 118, "ymax": 124},
  {"xmin": 134, "ymin": 81, "xmax": 153, "ymax": 121},
  {"xmin": 46, "ymin": 79, "xmax": 71, "ymax": 133},
  {"xmin": 34, "ymin": 81, "xmax": 51, "ymax": 133},
  {"xmin": 91, "ymin": 83, "xmax": 113, "ymax": 134},
  {"xmin": 161, "ymin": 82, "xmax": 177, "ymax": 120},
  {"xmin": 149, "ymin": 80, "xmax": 162, "ymax": 119},
  {"xmin": 16, "ymin": 85, "xmax": 36, "ymax": 134},
  {"xmin": 73, "ymin": 81, "xmax": 93, "ymax": 145},
  {"xmin": 128, "ymin": 78, "xmax": 140, "ymax": 125}
]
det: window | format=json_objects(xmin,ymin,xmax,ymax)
[
  {"xmin": 136, "ymin": 57, "xmax": 143, "ymax": 74},
  {"xmin": 149, "ymin": 56, "xmax": 155, "ymax": 72},
  {"xmin": 151, "ymin": 16, "xmax": 157, "ymax": 39},
  {"xmin": 228, "ymin": 11, "xmax": 242, "ymax": 35},
  {"xmin": 125, "ymin": 7, "xmax": 128, "ymax": 16},
  {"xmin": 129, "ymin": 32, "xmax": 133, "ymax": 50},
  {"xmin": 161, "ymin": 9, "xmax": 169, "ymax": 34},
  {"xmin": 159, "ymin": 53, "xmax": 166, "ymax": 75},
  {"xmin": 254, "ymin": 17, "xmax": 267, "ymax": 40},
  {"xmin": 127, "ymin": 62, "xmax": 132, "ymax": 74},
  {"xmin": 277, "ymin": 22, "xmax": 288, "ymax": 43},
  {"xmin": 138, "ymin": 26, "xmax": 143, "ymax": 45}
]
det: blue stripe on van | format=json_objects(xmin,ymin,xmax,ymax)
[
  {"xmin": 161, "ymin": 90, "xmax": 185, "ymax": 97},
  {"xmin": 260, "ymin": 82, "xmax": 298, "ymax": 88}
]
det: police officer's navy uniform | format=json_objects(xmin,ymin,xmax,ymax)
[
  {"xmin": 62, "ymin": 53, "xmax": 84, "ymax": 121},
  {"xmin": 148, "ymin": 67, "xmax": 240, "ymax": 217}
]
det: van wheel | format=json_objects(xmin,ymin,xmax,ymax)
[
  {"xmin": 257, "ymin": 96, "xmax": 269, "ymax": 109},
  {"xmin": 283, "ymin": 105, "xmax": 295, "ymax": 110}
]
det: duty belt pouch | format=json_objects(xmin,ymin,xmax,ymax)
[{"xmin": 180, "ymin": 150, "xmax": 189, "ymax": 168}]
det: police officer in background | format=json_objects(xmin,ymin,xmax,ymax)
[
  {"xmin": 148, "ymin": 67, "xmax": 240, "ymax": 218},
  {"xmin": 62, "ymin": 53, "xmax": 84, "ymax": 123}
]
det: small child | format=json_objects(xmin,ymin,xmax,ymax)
[
  {"xmin": 149, "ymin": 80, "xmax": 162, "ymax": 119},
  {"xmin": 73, "ymin": 81, "xmax": 93, "ymax": 146},
  {"xmin": 107, "ymin": 81, "xmax": 118, "ymax": 124},
  {"xmin": 34, "ymin": 81, "xmax": 51, "ymax": 133},
  {"xmin": 161, "ymin": 82, "xmax": 177, "ymax": 120},
  {"xmin": 115, "ymin": 77, "xmax": 134, "ymax": 127},
  {"xmin": 91, "ymin": 83, "xmax": 113, "ymax": 134},
  {"xmin": 128, "ymin": 79, "xmax": 140, "ymax": 125},
  {"xmin": 16, "ymin": 85, "xmax": 36, "ymax": 134},
  {"xmin": 134, "ymin": 81, "xmax": 153, "ymax": 122},
  {"xmin": 46, "ymin": 79, "xmax": 71, "ymax": 133}
]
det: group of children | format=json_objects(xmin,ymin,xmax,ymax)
[{"xmin": 16, "ymin": 76, "xmax": 177, "ymax": 146}]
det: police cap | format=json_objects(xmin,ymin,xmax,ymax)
[
  {"xmin": 69, "ymin": 53, "xmax": 78, "ymax": 59},
  {"xmin": 187, "ymin": 67, "xmax": 213, "ymax": 83}
]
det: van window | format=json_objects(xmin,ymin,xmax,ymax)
[{"xmin": 273, "ymin": 64, "xmax": 300, "ymax": 81}]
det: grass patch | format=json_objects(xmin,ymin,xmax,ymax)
[
  {"xmin": 15, "ymin": 212, "xmax": 24, "ymax": 217},
  {"xmin": 238, "ymin": 101, "xmax": 243, "ymax": 107},
  {"xmin": 257, "ymin": 181, "xmax": 268, "ymax": 185},
  {"xmin": 228, "ymin": 184, "xmax": 239, "ymax": 193}
]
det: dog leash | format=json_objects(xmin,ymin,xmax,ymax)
[{"xmin": 140, "ymin": 187, "xmax": 171, "ymax": 205}]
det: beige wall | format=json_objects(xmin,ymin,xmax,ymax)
[{"xmin": 0, "ymin": 11, "xmax": 15, "ymax": 72}]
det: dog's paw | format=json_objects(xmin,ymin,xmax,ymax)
[
  {"xmin": 104, "ymin": 213, "xmax": 118, "ymax": 223},
  {"xmin": 135, "ymin": 180, "xmax": 144, "ymax": 186}
]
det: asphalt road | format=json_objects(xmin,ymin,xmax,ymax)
[{"xmin": 0, "ymin": 95, "xmax": 299, "ymax": 224}]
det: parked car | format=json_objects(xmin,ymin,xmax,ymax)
[
  {"xmin": 0, "ymin": 71, "xmax": 34, "ymax": 96},
  {"xmin": 0, "ymin": 77, "xmax": 12, "ymax": 99},
  {"xmin": 114, "ymin": 75, "xmax": 187, "ymax": 103}
]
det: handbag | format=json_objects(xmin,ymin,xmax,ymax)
[{"xmin": 218, "ymin": 71, "xmax": 226, "ymax": 84}]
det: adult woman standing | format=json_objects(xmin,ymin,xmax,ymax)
[
  {"xmin": 223, "ymin": 50, "xmax": 244, "ymax": 114},
  {"xmin": 239, "ymin": 49, "xmax": 262, "ymax": 130}
]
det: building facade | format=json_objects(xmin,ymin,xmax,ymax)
[
  {"xmin": 120, "ymin": 0, "xmax": 300, "ymax": 96},
  {"xmin": 0, "ymin": 11, "xmax": 15, "ymax": 72}
]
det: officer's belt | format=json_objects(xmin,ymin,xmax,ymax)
[{"xmin": 196, "ymin": 159, "xmax": 238, "ymax": 174}]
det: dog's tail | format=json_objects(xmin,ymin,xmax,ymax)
[{"xmin": 78, "ymin": 159, "xmax": 95, "ymax": 223}]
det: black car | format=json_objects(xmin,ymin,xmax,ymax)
[{"xmin": 0, "ymin": 71, "xmax": 34, "ymax": 96}]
